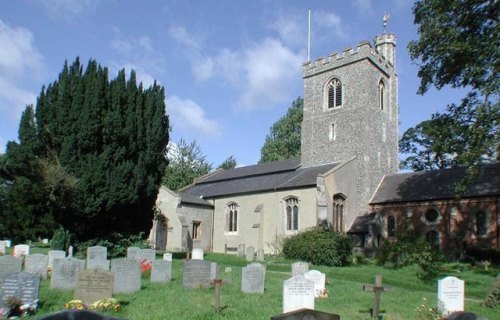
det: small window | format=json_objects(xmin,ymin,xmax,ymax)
[
  {"xmin": 387, "ymin": 215, "xmax": 396, "ymax": 237},
  {"xmin": 476, "ymin": 211, "xmax": 488, "ymax": 236},
  {"xmin": 226, "ymin": 203, "xmax": 238, "ymax": 232},
  {"xmin": 285, "ymin": 197, "xmax": 299, "ymax": 231},
  {"xmin": 333, "ymin": 194, "xmax": 346, "ymax": 232},
  {"xmin": 327, "ymin": 78, "xmax": 342, "ymax": 109},
  {"xmin": 378, "ymin": 80, "xmax": 385, "ymax": 110},
  {"xmin": 192, "ymin": 221, "xmax": 201, "ymax": 240},
  {"xmin": 425, "ymin": 209, "xmax": 439, "ymax": 223}
]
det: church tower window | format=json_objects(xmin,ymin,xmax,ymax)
[
  {"xmin": 226, "ymin": 202, "xmax": 238, "ymax": 233},
  {"xmin": 378, "ymin": 80, "xmax": 385, "ymax": 110},
  {"xmin": 285, "ymin": 197, "xmax": 299, "ymax": 231},
  {"xmin": 327, "ymin": 78, "xmax": 342, "ymax": 109},
  {"xmin": 333, "ymin": 194, "xmax": 346, "ymax": 232}
]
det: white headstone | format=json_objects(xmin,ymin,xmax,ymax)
[
  {"xmin": 291, "ymin": 261, "xmax": 309, "ymax": 276},
  {"xmin": 13, "ymin": 244, "xmax": 30, "ymax": 258},
  {"xmin": 68, "ymin": 245, "xmax": 74, "ymax": 257},
  {"xmin": 256, "ymin": 249, "xmax": 265, "ymax": 262},
  {"xmin": 4, "ymin": 240, "xmax": 11, "ymax": 248},
  {"xmin": 438, "ymin": 276, "xmax": 464, "ymax": 316},
  {"xmin": 163, "ymin": 253, "xmax": 172, "ymax": 261},
  {"xmin": 48, "ymin": 250, "xmax": 66, "ymax": 268},
  {"xmin": 192, "ymin": 248, "xmax": 204, "ymax": 260},
  {"xmin": 50, "ymin": 258, "xmax": 85, "ymax": 290},
  {"xmin": 137, "ymin": 248, "xmax": 156, "ymax": 266},
  {"xmin": 237, "ymin": 244, "xmax": 245, "ymax": 257},
  {"xmin": 151, "ymin": 260, "xmax": 172, "ymax": 283},
  {"xmin": 127, "ymin": 247, "xmax": 140, "ymax": 260},
  {"xmin": 283, "ymin": 275, "xmax": 315, "ymax": 313},
  {"xmin": 42, "ymin": 239, "xmax": 49, "ymax": 244},
  {"xmin": 0, "ymin": 241, "xmax": 5, "ymax": 254},
  {"xmin": 86, "ymin": 246, "xmax": 107, "ymax": 261},
  {"xmin": 304, "ymin": 270, "xmax": 326, "ymax": 298},
  {"xmin": 111, "ymin": 258, "xmax": 141, "ymax": 294}
]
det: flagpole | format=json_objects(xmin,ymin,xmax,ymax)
[{"xmin": 307, "ymin": 9, "xmax": 311, "ymax": 61}]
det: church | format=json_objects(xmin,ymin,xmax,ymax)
[{"xmin": 149, "ymin": 30, "xmax": 499, "ymax": 257}]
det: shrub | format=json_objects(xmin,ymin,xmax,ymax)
[
  {"xmin": 50, "ymin": 227, "xmax": 72, "ymax": 250},
  {"xmin": 282, "ymin": 227, "xmax": 353, "ymax": 267},
  {"xmin": 76, "ymin": 232, "xmax": 150, "ymax": 258}
]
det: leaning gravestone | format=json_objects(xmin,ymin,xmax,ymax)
[
  {"xmin": 13, "ymin": 244, "xmax": 30, "ymax": 257},
  {"xmin": 74, "ymin": 268, "xmax": 114, "ymax": 305},
  {"xmin": 271, "ymin": 308, "xmax": 340, "ymax": 320},
  {"xmin": 282, "ymin": 275, "xmax": 315, "ymax": 313},
  {"xmin": 137, "ymin": 248, "xmax": 156, "ymax": 266},
  {"xmin": 50, "ymin": 258, "xmax": 85, "ymax": 290},
  {"xmin": 291, "ymin": 261, "xmax": 309, "ymax": 276},
  {"xmin": 48, "ymin": 250, "xmax": 66, "ymax": 268},
  {"xmin": 438, "ymin": 276, "xmax": 464, "ymax": 316},
  {"xmin": 241, "ymin": 262, "xmax": 265, "ymax": 294},
  {"xmin": 0, "ymin": 272, "xmax": 40, "ymax": 309},
  {"xmin": 246, "ymin": 246, "xmax": 255, "ymax": 262},
  {"xmin": 237, "ymin": 244, "xmax": 245, "ymax": 257},
  {"xmin": 87, "ymin": 246, "xmax": 107, "ymax": 262},
  {"xmin": 151, "ymin": 260, "xmax": 172, "ymax": 283},
  {"xmin": 304, "ymin": 270, "xmax": 326, "ymax": 298},
  {"xmin": 127, "ymin": 247, "xmax": 140, "ymax": 261},
  {"xmin": 183, "ymin": 259, "xmax": 217, "ymax": 288},
  {"xmin": 111, "ymin": 258, "xmax": 141, "ymax": 294},
  {"xmin": 25, "ymin": 253, "xmax": 49, "ymax": 279},
  {"xmin": 191, "ymin": 248, "xmax": 204, "ymax": 260},
  {"xmin": 0, "ymin": 256, "xmax": 22, "ymax": 276},
  {"xmin": 86, "ymin": 258, "xmax": 110, "ymax": 271}
]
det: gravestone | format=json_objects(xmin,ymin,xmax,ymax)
[
  {"xmin": 237, "ymin": 244, "xmax": 245, "ymax": 257},
  {"xmin": 50, "ymin": 258, "xmax": 85, "ymax": 290},
  {"xmin": 87, "ymin": 246, "xmax": 107, "ymax": 261},
  {"xmin": 151, "ymin": 260, "xmax": 172, "ymax": 283},
  {"xmin": 283, "ymin": 275, "xmax": 315, "ymax": 313},
  {"xmin": 241, "ymin": 262, "xmax": 266, "ymax": 294},
  {"xmin": 438, "ymin": 276, "xmax": 464, "ymax": 316},
  {"xmin": 246, "ymin": 246, "xmax": 255, "ymax": 262},
  {"xmin": 0, "ymin": 272, "xmax": 40, "ymax": 309},
  {"xmin": 48, "ymin": 250, "xmax": 66, "ymax": 268},
  {"xmin": 304, "ymin": 270, "xmax": 326, "ymax": 298},
  {"xmin": 192, "ymin": 248, "xmax": 204, "ymax": 260},
  {"xmin": 291, "ymin": 262, "xmax": 309, "ymax": 276},
  {"xmin": 256, "ymin": 249, "xmax": 265, "ymax": 262},
  {"xmin": 42, "ymin": 239, "xmax": 49, "ymax": 244},
  {"xmin": 13, "ymin": 244, "xmax": 30, "ymax": 257},
  {"xmin": 25, "ymin": 253, "xmax": 49, "ymax": 279},
  {"xmin": 271, "ymin": 308, "xmax": 340, "ymax": 320},
  {"xmin": 0, "ymin": 241, "xmax": 5, "ymax": 254},
  {"xmin": 111, "ymin": 258, "xmax": 141, "ymax": 294},
  {"xmin": 68, "ymin": 246, "xmax": 74, "ymax": 257},
  {"xmin": 86, "ymin": 259, "xmax": 110, "ymax": 271},
  {"xmin": 363, "ymin": 274, "xmax": 393, "ymax": 318},
  {"xmin": 127, "ymin": 247, "xmax": 140, "ymax": 260},
  {"xmin": 183, "ymin": 259, "xmax": 217, "ymax": 288},
  {"xmin": 163, "ymin": 252, "xmax": 172, "ymax": 261},
  {"xmin": 74, "ymin": 268, "xmax": 114, "ymax": 305},
  {"xmin": 0, "ymin": 256, "xmax": 22, "ymax": 276},
  {"xmin": 3, "ymin": 240, "xmax": 11, "ymax": 248},
  {"xmin": 137, "ymin": 248, "xmax": 156, "ymax": 266}
]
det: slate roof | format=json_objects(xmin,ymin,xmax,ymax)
[
  {"xmin": 370, "ymin": 162, "xmax": 500, "ymax": 205},
  {"xmin": 183, "ymin": 158, "xmax": 341, "ymax": 199},
  {"xmin": 179, "ymin": 192, "xmax": 212, "ymax": 207},
  {"xmin": 348, "ymin": 212, "xmax": 376, "ymax": 233}
]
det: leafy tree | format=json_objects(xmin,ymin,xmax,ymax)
[
  {"xmin": 162, "ymin": 139, "xmax": 212, "ymax": 191},
  {"xmin": 2, "ymin": 58, "xmax": 169, "ymax": 240},
  {"xmin": 218, "ymin": 156, "xmax": 237, "ymax": 170},
  {"xmin": 259, "ymin": 97, "xmax": 303, "ymax": 163}
]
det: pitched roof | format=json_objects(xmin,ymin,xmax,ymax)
[
  {"xmin": 179, "ymin": 192, "xmax": 212, "ymax": 207},
  {"xmin": 370, "ymin": 162, "xmax": 500, "ymax": 205},
  {"xmin": 183, "ymin": 158, "xmax": 341, "ymax": 198}
]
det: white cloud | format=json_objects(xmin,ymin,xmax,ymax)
[
  {"xmin": 269, "ymin": 12, "xmax": 306, "ymax": 48},
  {"xmin": 38, "ymin": 0, "xmax": 101, "ymax": 19},
  {"xmin": 168, "ymin": 26, "xmax": 201, "ymax": 50},
  {"xmin": 352, "ymin": 0, "xmax": 373, "ymax": 14},
  {"xmin": 315, "ymin": 11, "xmax": 346, "ymax": 40},
  {"xmin": 167, "ymin": 96, "xmax": 219, "ymax": 136}
]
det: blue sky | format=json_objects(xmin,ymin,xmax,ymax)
[{"xmin": 0, "ymin": 0, "xmax": 464, "ymax": 167}]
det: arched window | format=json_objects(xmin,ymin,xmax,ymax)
[
  {"xmin": 476, "ymin": 211, "xmax": 488, "ymax": 236},
  {"xmin": 425, "ymin": 230, "xmax": 440, "ymax": 251},
  {"xmin": 387, "ymin": 215, "xmax": 396, "ymax": 237},
  {"xmin": 333, "ymin": 194, "xmax": 346, "ymax": 232},
  {"xmin": 327, "ymin": 78, "xmax": 342, "ymax": 109},
  {"xmin": 378, "ymin": 80, "xmax": 385, "ymax": 110},
  {"xmin": 226, "ymin": 202, "xmax": 238, "ymax": 232},
  {"xmin": 285, "ymin": 197, "xmax": 299, "ymax": 231}
]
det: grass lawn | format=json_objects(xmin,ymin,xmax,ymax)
[{"xmin": 18, "ymin": 250, "xmax": 498, "ymax": 320}]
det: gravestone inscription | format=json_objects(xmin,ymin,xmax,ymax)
[
  {"xmin": 50, "ymin": 258, "xmax": 85, "ymax": 290},
  {"xmin": 438, "ymin": 276, "xmax": 464, "ymax": 316},
  {"xmin": 25, "ymin": 254, "xmax": 48, "ymax": 279},
  {"xmin": 283, "ymin": 275, "xmax": 315, "ymax": 313},
  {"xmin": 241, "ymin": 263, "xmax": 265, "ymax": 294},
  {"xmin": 0, "ymin": 272, "xmax": 40, "ymax": 308},
  {"xmin": 183, "ymin": 260, "xmax": 217, "ymax": 288},
  {"xmin": 74, "ymin": 268, "xmax": 114, "ymax": 305},
  {"xmin": 111, "ymin": 258, "xmax": 141, "ymax": 294},
  {"xmin": 151, "ymin": 260, "xmax": 172, "ymax": 283}
]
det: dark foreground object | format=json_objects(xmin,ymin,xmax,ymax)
[
  {"xmin": 38, "ymin": 310, "xmax": 125, "ymax": 320},
  {"xmin": 271, "ymin": 308, "xmax": 340, "ymax": 320},
  {"xmin": 447, "ymin": 311, "xmax": 477, "ymax": 320}
]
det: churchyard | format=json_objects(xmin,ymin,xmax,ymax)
[{"xmin": 0, "ymin": 242, "xmax": 498, "ymax": 319}]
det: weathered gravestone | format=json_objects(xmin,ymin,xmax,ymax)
[
  {"xmin": 127, "ymin": 247, "xmax": 140, "ymax": 261},
  {"xmin": 25, "ymin": 253, "xmax": 48, "ymax": 279},
  {"xmin": 237, "ymin": 244, "xmax": 245, "ymax": 257},
  {"xmin": 271, "ymin": 308, "xmax": 340, "ymax": 320},
  {"xmin": 68, "ymin": 246, "xmax": 74, "ymax": 257},
  {"xmin": 74, "ymin": 268, "xmax": 114, "ymax": 305},
  {"xmin": 363, "ymin": 274, "xmax": 392, "ymax": 318},
  {"xmin": 0, "ymin": 256, "xmax": 22, "ymax": 276},
  {"xmin": 151, "ymin": 260, "xmax": 172, "ymax": 283},
  {"xmin": 438, "ymin": 276, "xmax": 464, "ymax": 316},
  {"xmin": 304, "ymin": 270, "xmax": 326, "ymax": 298},
  {"xmin": 13, "ymin": 244, "xmax": 30, "ymax": 258},
  {"xmin": 241, "ymin": 262, "xmax": 265, "ymax": 294},
  {"xmin": 246, "ymin": 246, "xmax": 255, "ymax": 262},
  {"xmin": 183, "ymin": 259, "xmax": 217, "ymax": 288},
  {"xmin": 86, "ymin": 259, "xmax": 110, "ymax": 271},
  {"xmin": 0, "ymin": 241, "xmax": 5, "ymax": 254},
  {"xmin": 50, "ymin": 258, "xmax": 85, "ymax": 290},
  {"xmin": 38, "ymin": 309, "xmax": 124, "ymax": 320},
  {"xmin": 163, "ymin": 252, "xmax": 172, "ymax": 261},
  {"xmin": 0, "ymin": 272, "xmax": 40, "ymax": 308},
  {"xmin": 283, "ymin": 275, "xmax": 315, "ymax": 313},
  {"xmin": 192, "ymin": 248, "xmax": 204, "ymax": 260},
  {"xmin": 291, "ymin": 262, "xmax": 309, "ymax": 276},
  {"xmin": 137, "ymin": 248, "xmax": 156, "ymax": 266},
  {"xmin": 48, "ymin": 250, "xmax": 66, "ymax": 268},
  {"xmin": 87, "ymin": 246, "xmax": 107, "ymax": 261},
  {"xmin": 111, "ymin": 258, "xmax": 141, "ymax": 294},
  {"xmin": 256, "ymin": 249, "xmax": 265, "ymax": 262}
]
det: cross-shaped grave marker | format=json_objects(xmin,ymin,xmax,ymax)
[
  {"xmin": 209, "ymin": 267, "xmax": 231, "ymax": 313},
  {"xmin": 363, "ymin": 274, "xmax": 393, "ymax": 318}
]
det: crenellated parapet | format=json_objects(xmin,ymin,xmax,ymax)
[{"xmin": 303, "ymin": 37, "xmax": 395, "ymax": 78}]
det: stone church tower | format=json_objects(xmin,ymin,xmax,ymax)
[{"xmin": 301, "ymin": 32, "xmax": 398, "ymax": 221}]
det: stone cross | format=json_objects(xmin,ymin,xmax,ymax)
[
  {"xmin": 363, "ymin": 274, "xmax": 392, "ymax": 318},
  {"xmin": 209, "ymin": 267, "xmax": 230, "ymax": 313}
]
